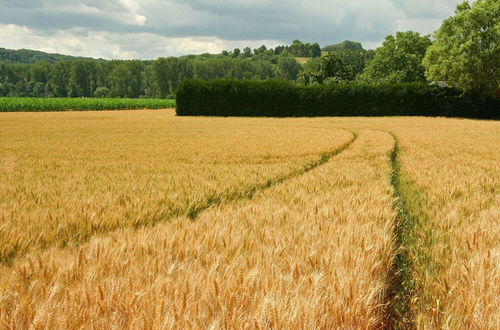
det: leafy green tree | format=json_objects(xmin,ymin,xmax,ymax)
[
  {"xmin": 0, "ymin": 47, "xmax": 100, "ymax": 64},
  {"xmin": 322, "ymin": 40, "xmax": 363, "ymax": 52},
  {"xmin": 275, "ymin": 52, "xmax": 302, "ymax": 81},
  {"xmin": 311, "ymin": 43, "xmax": 321, "ymax": 58},
  {"xmin": 14, "ymin": 80, "xmax": 29, "ymax": 97},
  {"xmin": 337, "ymin": 50, "xmax": 374, "ymax": 78},
  {"xmin": 94, "ymin": 86, "xmax": 110, "ymax": 98},
  {"xmin": 48, "ymin": 62, "xmax": 70, "ymax": 97},
  {"xmin": 254, "ymin": 60, "xmax": 274, "ymax": 79},
  {"xmin": 423, "ymin": 0, "xmax": 499, "ymax": 93},
  {"xmin": 0, "ymin": 82, "xmax": 15, "ymax": 96},
  {"xmin": 68, "ymin": 61, "xmax": 90, "ymax": 97},
  {"xmin": 172, "ymin": 58, "xmax": 194, "ymax": 92},
  {"xmin": 108, "ymin": 64, "xmax": 132, "ymax": 97},
  {"xmin": 0, "ymin": 62, "xmax": 16, "ymax": 94},
  {"xmin": 30, "ymin": 62, "xmax": 49, "ymax": 85},
  {"xmin": 288, "ymin": 40, "xmax": 304, "ymax": 57},
  {"xmin": 273, "ymin": 46, "xmax": 286, "ymax": 55},
  {"xmin": 142, "ymin": 65, "xmax": 159, "ymax": 98},
  {"xmin": 232, "ymin": 48, "xmax": 241, "ymax": 58},
  {"xmin": 322, "ymin": 53, "xmax": 354, "ymax": 83},
  {"xmin": 125, "ymin": 61, "xmax": 144, "ymax": 97},
  {"xmin": 296, "ymin": 58, "xmax": 324, "ymax": 85},
  {"xmin": 297, "ymin": 53, "xmax": 354, "ymax": 85},
  {"xmin": 152, "ymin": 57, "xmax": 177, "ymax": 97},
  {"xmin": 194, "ymin": 58, "xmax": 231, "ymax": 79},
  {"xmin": 31, "ymin": 82, "xmax": 46, "ymax": 97},
  {"xmin": 227, "ymin": 59, "xmax": 258, "ymax": 79},
  {"xmin": 243, "ymin": 47, "xmax": 253, "ymax": 57},
  {"xmin": 255, "ymin": 45, "xmax": 267, "ymax": 56},
  {"xmin": 358, "ymin": 31, "xmax": 431, "ymax": 84}
]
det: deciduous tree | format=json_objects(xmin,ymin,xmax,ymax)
[
  {"xmin": 423, "ymin": 0, "xmax": 499, "ymax": 93},
  {"xmin": 358, "ymin": 31, "xmax": 431, "ymax": 84}
]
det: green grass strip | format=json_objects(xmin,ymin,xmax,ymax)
[
  {"xmin": 0, "ymin": 97, "xmax": 175, "ymax": 112},
  {"xmin": 383, "ymin": 132, "xmax": 447, "ymax": 328},
  {"xmin": 384, "ymin": 133, "xmax": 418, "ymax": 329}
]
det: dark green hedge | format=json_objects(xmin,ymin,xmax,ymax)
[{"xmin": 176, "ymin": 79, "xmax": 499, "ymax": 119}]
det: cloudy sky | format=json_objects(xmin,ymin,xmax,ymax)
[{"xmin": 0, "ymin": 0, "xmax": 460, "ymax": 59}]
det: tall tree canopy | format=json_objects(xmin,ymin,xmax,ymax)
[
  {"xmin": 275, "ymin": 52, "xmax": 302, "ymax": 81},
  {"xmin": 322, "ymin": 40, "xmax": 363, "ymax": 52},
  {"xmin": 423, "ymin": 0, "xmax": 499, "ymax": 94},
  {"xmin": 298, "ymin": 53, "xmax": 355, "ymax": 85},
  {"xmin": 358, "ymin": 31, "xmax": 431, "ymax": 84}
]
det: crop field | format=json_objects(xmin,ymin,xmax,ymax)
[
  {"xmin": 0, "ymin": 97, "xmax": 176, "ymax": 112},
  {"xmin": 0, "ymin": 110, "xmax": 498, "ymax": 328}
]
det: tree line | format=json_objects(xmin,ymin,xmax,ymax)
[
  {"xmin": 0, "ymin": 47, "xmax": 103, "ymax": 64},
  {"xmin": 0, "ymin": 55, "xmax": 282, "ymax": 98},
  {"xmin": 0, "ymin": 43, "xmax": 362, "ymax": 98}
]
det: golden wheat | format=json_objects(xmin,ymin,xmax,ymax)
[
  {"xmin": 0, "ymin": 110, "xmax": 352, "ymax": 262},
  {"xmin": 327, "ymin": 117, "xmax": 500, "ymax": 328},
  {"xmin": 0, "ymin": 129, "xmax": 396, "ymax": 328},
  {"xmin": 391, "ymin": 119, "xmax": 499, "ymax": 328},
  {"xmin": 0, "ymin": 111, "xmax": 498, "ymax": 328}
]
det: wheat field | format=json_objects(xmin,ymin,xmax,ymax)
[
  {"xmin": 0, "ymin": 111, "xmax": 353, "ymax": 263},
  {"xmin": 0, "ymin": 110, "xmax": 498, "ymax": 328}
]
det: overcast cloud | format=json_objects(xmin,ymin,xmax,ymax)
[{"xmin": 0, "ymin": 0, "xmax": 460, "ymax": 59}]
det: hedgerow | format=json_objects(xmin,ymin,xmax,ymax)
[{"xmin": 176, "ymin": 79, "xmax": 498, "ymax": 119}]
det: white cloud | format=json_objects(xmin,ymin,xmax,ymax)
[
  {"xmin": 118, "ymin": 0, "xmax": 147, "ymax": 25},
  {"xmin": 0, "ymin": 0, "xmax": 461, "ymax": 58},
  {"xmin": 0, "ymin": 24, "xmax": 281, "ymax": 59}
]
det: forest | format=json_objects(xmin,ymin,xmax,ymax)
[{"xmin": 0, "ymin": 40, "xmax": 371, "ymax": 98}]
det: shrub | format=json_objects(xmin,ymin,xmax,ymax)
[{"xmin": 94, "ymin": 87, "xmax": 110, "ymax": 98}]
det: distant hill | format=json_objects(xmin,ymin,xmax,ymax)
[
  {"xmin": 0, "ymin": 47, "xmax": 104, "ymax": 64},
  {"xmin": 322, "ymin": 40, "xmax": 364, "ymax": 52}
]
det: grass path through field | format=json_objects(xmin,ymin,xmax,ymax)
[
  {"xmin": 185, "ymin": 129, "xmax": 358, "ymax": 219},
  {"xmin": 383, "ymin": 132, "xmax": 418, "ymax": 328},
  {"xmin": 388, "ymin": 122, "xmax": 499, "ymax": 328}
]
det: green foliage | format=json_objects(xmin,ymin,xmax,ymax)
[
  {"xmin": 0, "ymin": 53, "xmax": 289, "ymax": 98},
  {"xmin": 232, "ymin": 48, "xmax": 241, "ymax": 58},
  {"xmin": 176, "ymin": 79, "xmax": 498, "ymax": 119},
  {"xmin": 322, "ymin": 40, "xmax": 364, "ymax": 52},
  {"xmin": 311, "ymin": 43, "xmax": 321, "ymax": 58},
  {"xmin": 242, "ymin": 47, "xmax": 253, "ymax": 57},
  {"xmin": 108, "ymin": 61, "xmax": 145, "ymax": 98},
  {"xmin": 0, "ymin": 47, "xmax": 103, "ymax": 64},
  {"xmin": 358, "ymin": 31, "xmax": 431, "ymax": 84},
  {"xmin": 423, "ymin": 0, "xmax": 500, "ymax": 94},
  {"xmin": 298, "ymin": 50, "xmax": 374, "ymax": 85},
  {"xmin": 94, "ymin": 87, "xmax": 110, "ymax": 98},
  {"xmin": 338, "ymin": 49, "xmax": 375, "ymax": 77},
  {"xmin": 284, "ymin": 40, "xmax": 322, "ymax": 58},
  {"xmin": 297, "ymin": 58, "xmax": 324, "ymax": 85},
  {"xmin": 0, "ymin": 40, "xmax": 369, "ymax": 99},
  {"xmin": 0, "ymin": 97, "xmax": 175, "ymax": 112},
  {"xmin": 298, "ymin": 53, "xmax": 354, "ymax": 85},
  {"xmin": 275, "ymin": 53, "xmax": 302, "ymax": 81}
]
